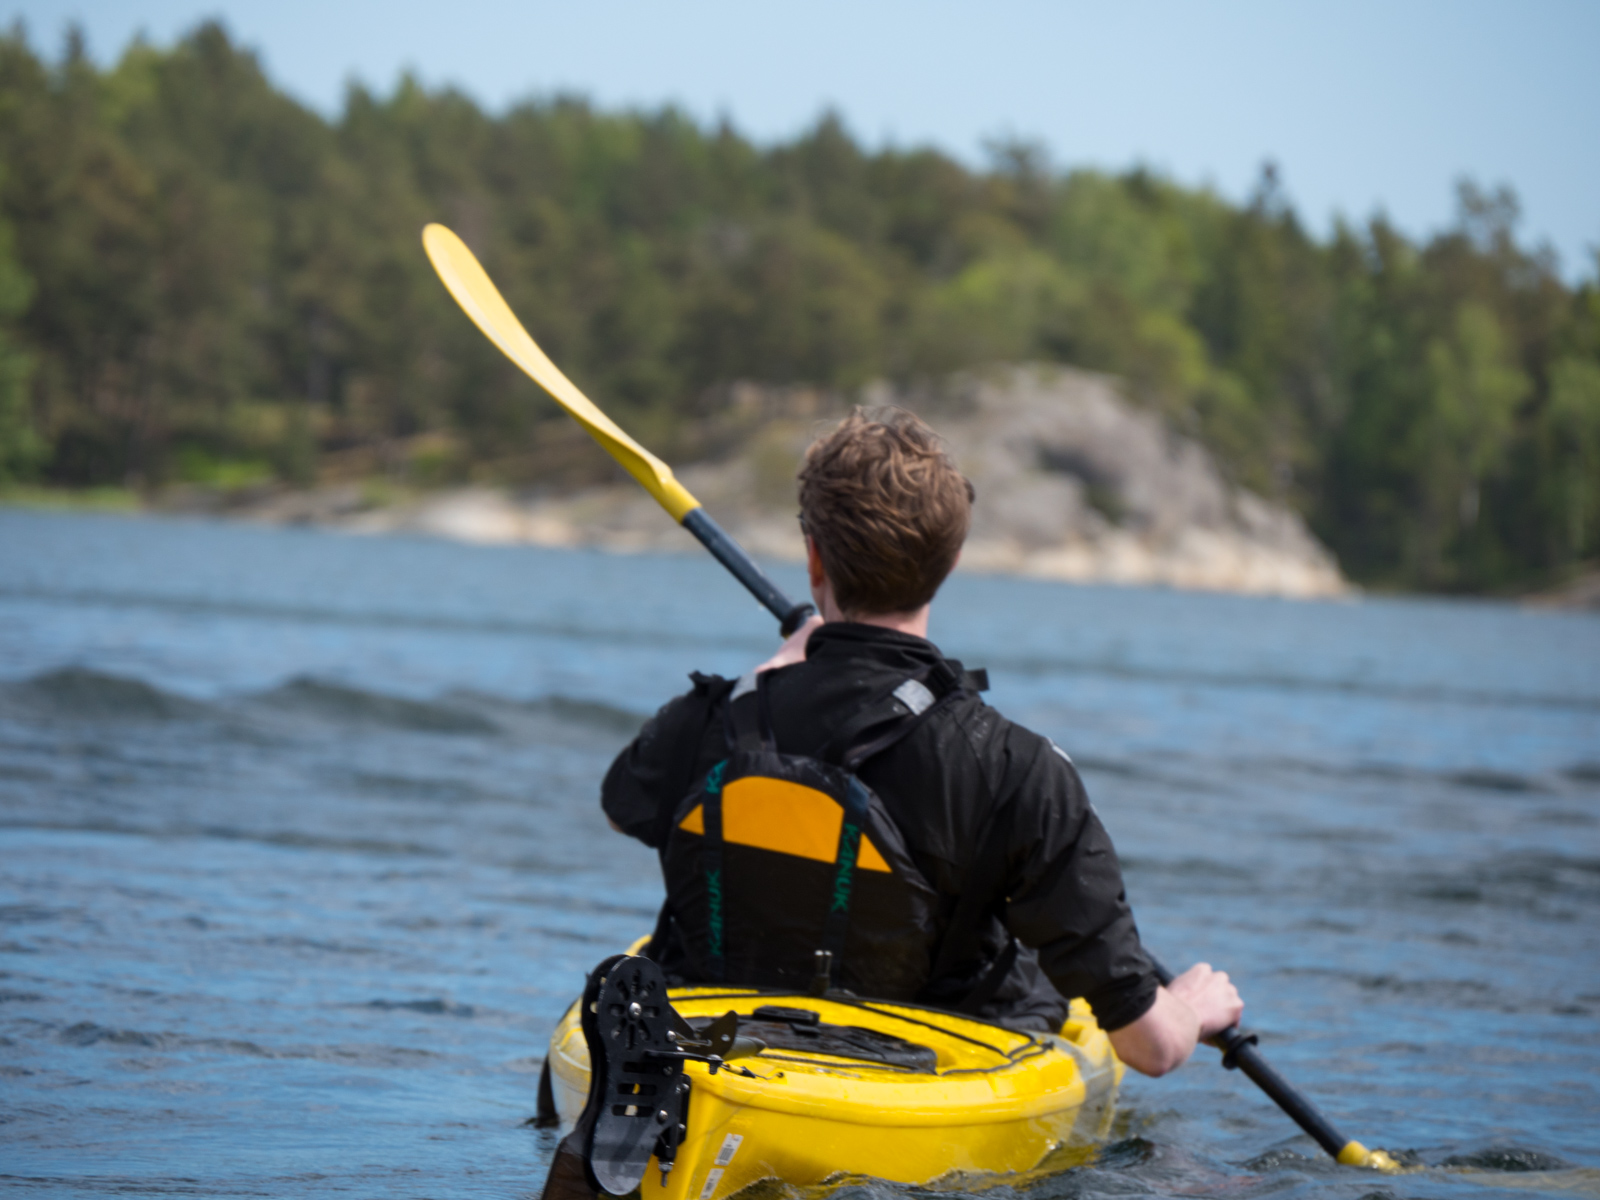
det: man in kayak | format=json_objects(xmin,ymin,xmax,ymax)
[{"xmin": 601, "ymin": 409, "xmax": 1242, "ymax": 1076}]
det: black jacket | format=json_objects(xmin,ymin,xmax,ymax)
[{"xmin": 601, "ymin": 622, "xmax": 1159, "ymax": 1032}]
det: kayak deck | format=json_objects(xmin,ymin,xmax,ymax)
[{"xmin": 546, "ymin": 986, "xmax": 1122, "ymax": 1200}]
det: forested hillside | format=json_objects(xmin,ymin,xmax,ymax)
[{"xmin": 1, "ymin": 22, "xmax": 1597, "ymax": 592}]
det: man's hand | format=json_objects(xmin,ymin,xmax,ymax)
[
  {"xmin": 1165, "ymin": 961, "xmax": 1242, "ymax": 1038},
  {"xmin": 1106, "ymin": 962, "xmax": 1243, "ymax": 1077},
  {"xmin": 754, "ymin": 614, "xmax": 824, "ymax": 674}
]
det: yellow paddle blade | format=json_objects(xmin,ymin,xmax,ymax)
[
  {"xmin": 1338, "ymin": 1143, "xmax": 1406, "ymax": 1172},
  {"xmin": 421, "ymin": 223, "xmax": 701, "ymax": 522}
]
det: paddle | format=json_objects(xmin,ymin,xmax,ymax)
[
  {"xmin": 421, "ymin": 223, "xmax": 815, "ymax": 636},
  {"xmin": 1150, "ymin": 957, "xmax": 1398, "ymax": 1170}
]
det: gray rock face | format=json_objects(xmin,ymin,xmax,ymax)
[
  {"xmin": 230, "ymin": 364, "xmax": 1348, "ymax": 598},
  {"xmin": 921, "ymin": 366, "xmax": 1347, "ymax": 596}
]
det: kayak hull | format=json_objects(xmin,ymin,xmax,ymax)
[{"xmin": 546, "ymin": 986, "xmax": 1122, "ymax": 1200}]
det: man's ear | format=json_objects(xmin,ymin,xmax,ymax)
[{"xmin": 806, "ymin": 536, "xmax": 826, "ymax": 590}]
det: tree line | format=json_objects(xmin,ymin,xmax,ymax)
[{"xmin": 1, "ymin": 21, "xmax": 1597, "ymax": 592}]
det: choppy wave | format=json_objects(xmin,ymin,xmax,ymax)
[
  {"xmin": 1441, "ymin": 1148, "xmax": 1576, "ymax": 1172},
  {"xmin": 0, "ymin": 667, "xmax": 203, "ymax": 721},
  {"xmin": 1406, "ymin": 851, "xmax": 1600, "ymax": 910},
  {"xmin": 0, "ymin": 818, "xmax": 448, "ymax": 857},
  {"xmin": 344, "ymin": 771, "xmax": 497, "ymax": 805},
  {"xmin": 1073, "ymin": 748, "xmax": 1600, "ymax": 801},
  {"xmin": 439, "ymin": 689, "xmax": 647, "ymax": 737},
  {"xmin": 1315, "ymin": 759, "xmax": 1589, "ymax": 796},
  {"xmin": 0, "ymin": 666, "xmax": 646, "ymax": 740},
  {"xmin": 58, "ymin": 1021, "xmax": 172, "ymax": 1048},
  {"xmin": 984, "ymin": 649, "xmax": 1600, "ymax": 713},
  {"xmin": 0, "ymin": 582, "xmax": 766, "ymax": 654},
  {"xmin": 1242, "ymin": 1145, "xmax": 1593, "ymax": 1188},
  {"xmin": 363, "ymin": 997, "xmax": 478, "ymax": 1018},
  {"xmin": 513, "ymin": 694, "xmax": 651, "ymax": 736},
  {"xmin": 53, "ymin": 1020, "xmax": 445, "ymax": 1065},
  {"xmin": 254, "ymin": 677, "xmax": 499, "ymax": 734}
]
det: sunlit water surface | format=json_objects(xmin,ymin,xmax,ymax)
[{"xmin": 1, "ymin": 509, "xmax": 1597, "ymax": 1199}]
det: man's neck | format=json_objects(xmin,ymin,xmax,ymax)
[
  {"xmin": 809, "ymin": 550, "xmax": 932, "ymax": 640},
  {"xmin": 822, "ymin": 600, "xmax": 931, "ymax": 641}
]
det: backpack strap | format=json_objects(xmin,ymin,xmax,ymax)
[
  {"xmin": 698, "ymin": 757, "xmax": 730, "ymax": 982},
  {"xmin": 722, "ymin": 673, "xmax": 776, "ymax": 756},
  {"xmin": 813, "ymin": 664, "xmax": 978, "ymax": 990},
  {"xmin": 703, "ymin": 674, "xmax": 785, "ymax": 982},
  {"xmin": 816, "ymin": 774, "xmax": 874, "ymax": 989},
  {"xmin": 814, "ymin": 661, "xmax": 974, "ymax": 771}
]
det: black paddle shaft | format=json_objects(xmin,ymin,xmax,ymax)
[
  {"xmin": 1151, "ymin": 957, "xmax": 1351, "ymax": 1161},
  {"xmin": 682, "ymin": 508, "xmax": 816, "ymax": 635}
]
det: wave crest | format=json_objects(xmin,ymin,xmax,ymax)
[{"xmin": 1, "ymin": 667, "xmax": 199, "ymax": 721}]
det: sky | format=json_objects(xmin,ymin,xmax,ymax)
[{"xmin": 7, "ymin": 0, "xmax": 1599, "ymax": 280}]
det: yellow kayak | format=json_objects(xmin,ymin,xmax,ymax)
[{"xmin": 544, "ymin": 979, "xmax": 1122, "ymax": 1200}]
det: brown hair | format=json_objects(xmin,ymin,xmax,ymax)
[{"xmin": 797, "ymin": 408, "xmax": 974, "ymax": 616}]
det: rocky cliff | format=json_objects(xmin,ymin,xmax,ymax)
[{"xmin": 244, "ymin": 365, "xmax": 1348, "ymax": 598}]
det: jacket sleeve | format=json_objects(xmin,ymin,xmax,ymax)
[
  {"xmin": 601, "ymin": 672, "xmax": 733, "ymax": 849},
  {"xmin": 996, "ymin": 731, "xmax": 1159, "ymax": 1032}
]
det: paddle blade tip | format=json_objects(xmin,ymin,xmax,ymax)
[
  {"xmin": 1339, "ymin": 1142, "xmax": 1406, "ymax": 1172},
  {"xmin": 421, "ymin": 223, "xmax": 471, "ymax": 272}
]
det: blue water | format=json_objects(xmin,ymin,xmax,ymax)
[{"xmin": 1, "ymin": 508, "xmax": 1597, "ymax": 1199}]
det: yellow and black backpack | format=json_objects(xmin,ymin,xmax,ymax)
[{"xmin": 660, "ymin": 666, "xmax": 977, "ymax": 999}]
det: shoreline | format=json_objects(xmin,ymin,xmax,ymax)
[
  {"xmin": 2, "ymin": 368, "xmax": 1359, "ymax": 601},
  {"xmin": 7, "ymin": 487, "xmax": 1599, "ymax": 610},
  {"xmin": 173, "ymin": 479, "xmax": 1354, "ymax": 601}
]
